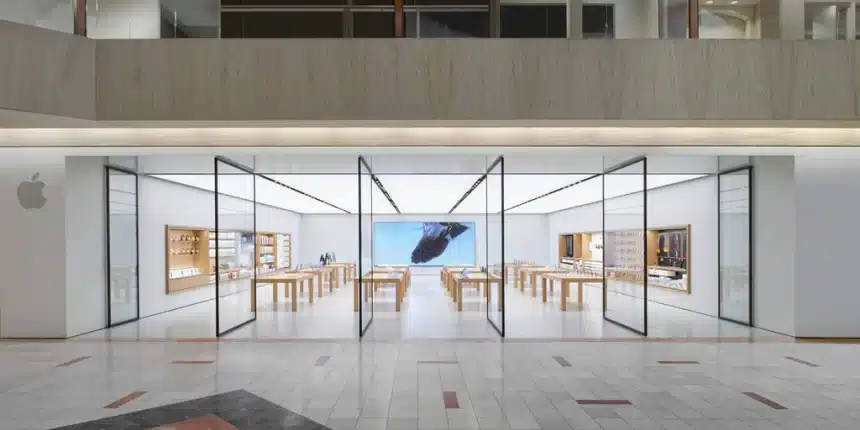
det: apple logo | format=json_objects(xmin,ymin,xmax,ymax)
[{"xmin": 17, "ymin": 173, "xmax": 47, "ymax": 210}]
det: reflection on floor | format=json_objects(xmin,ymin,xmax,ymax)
[{"xmin": 81, "ymin": 271, "xmax": 780, "ymax": 341}]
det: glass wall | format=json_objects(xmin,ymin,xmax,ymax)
[
  {"xmin": 106, "ymin": 166, "xmax": 139, "ymax": 326},
  {"xmin": 214, "ymin": 157, "xmax": 257, "ymax": 336},
  {"xmin": 486, "ymin": 156, "xmax": 504, "ymax": 336},
  {"xmin": 719, "ymin": 167, "xmax": 752, "ymax": 325},
  {"xmin": 501, "ymin": 4, "xmax": 566, "ymax": 37},
  {"xmin": 358, "ymin": 156, "xmax": 374, "ymax": 336},
  {"xmin": 603, "ymin": 158, "xmax": 647, "ymax": 335}
]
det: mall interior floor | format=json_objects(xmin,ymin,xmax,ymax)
[{"xmin": 2, "ymin": 334, "xmax": 858, "ymax": 429}]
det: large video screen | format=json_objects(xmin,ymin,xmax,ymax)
[{"xmin": 374, "ymin": 222, "xmax": 476, "ymax": 266}]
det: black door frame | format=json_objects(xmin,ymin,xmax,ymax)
[
  {"xmin": 717, "ymin": 165, "xmax": 754, "ymax": 327},
  {"xmin": 214, "ymin": 156, "xmax": 257, "ymax": 337},
  {"xmin": 105, "ymin": 165, "xmax": 141, "ymax": 328},
  {"xmin": 358, "ymin": 155, "xmax": 374, "ymax": 337},
  {"xmin": 601, "ymin": 156, "xmax": 648, "ymax": 336},
  {"xmin": 485, "ymin": 156, "xmax": 505, "ymax": 337}
]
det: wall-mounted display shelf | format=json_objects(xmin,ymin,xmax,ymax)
[
  {"xmin": 165, "ymin": 226, "xmax": 211, "ymax": 294},
  {"xmin": 277, "ymin": 233, "xmax": 292, "ymax": 270},
  {"xmin": 557, "ymin": 225, "xmax": 690, "ymax": 293},
  {"xmin": 257, "ymin": 232, "xmax": 278, "ymax": 274}
]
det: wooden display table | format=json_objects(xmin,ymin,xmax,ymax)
[
  {"xmin": 374, "ymin": 266, "xmax": 411, "ymax": 289},
  {"xmin": 441, "ymin": 265, "xmax": 479, "ymax": 296},
  {"xmin": 513, "ymin": 264, "xmax": 543, "ymax": 290},
  {"xmin": 297, "ymin": 266, "xmax": 337, "ymax": 296},
  {"xmin": 452, "ymin": 272, "xmax": 503, "ymax": 312},
  {"xmin": 252, "ymin": 272, "xmax": 315, "ymax": 312},
  {"xmin": 353, "ymin": 271, "xmax": 408, "ymax": 312},
  {"xmin": 539, "ymin": 272, "xmax": 603, "ymax": 311},
  {"xmin": 518, "ymin": 266, "xmax": 557, "ymax": 293},
  {"xmin": 326, "ymin": 262, "xmax": 356, "ymax": 283}
]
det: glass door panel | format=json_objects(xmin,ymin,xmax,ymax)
[
  {"xmin": 486, "ymin": 156, "xmax": 504, "ymax": 336},
  {"xmin": 358, "ymin": 156, "xmax": 374, "ymax": 336},
  {"xmin": 106, "ymin": 167, "xmax": 139, "ymax": 326},
  {"xmin": 603, "ymin": 158, "xmax": 648, "ymax": 335},
  {"xmin": 719, "ymin": 167, "xmax": 752, "ymax": 325},
  {"xmin": 215, "ymin": 157, "xmax": 257, "ymax": 336}
]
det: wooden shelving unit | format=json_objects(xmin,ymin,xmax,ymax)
[
  {"xmin": 257, "ymin": 232, "xmax": 278, "ymax": 274},
  {"xmin": 277, "ymin": 233, "xmax": 292, "ymax": 270},
  {"xmin": 165, "ymin": 226, "xmax": 211, "ymax": 294}
]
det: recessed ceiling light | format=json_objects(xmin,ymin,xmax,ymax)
[
  {"xmin": 706, "ymin": 0, "xmax": 713, "ymax": 4},
  {"xmin": 730, "ymin": 0, "xmax": 738, "ymax": 4}
]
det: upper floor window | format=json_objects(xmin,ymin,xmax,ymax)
[{"xmin": 501, "ymin": 5, "xmax": 567, "ymax": 38}]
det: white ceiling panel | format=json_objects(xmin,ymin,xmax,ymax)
[
  {"xmin": 377, "ymin": 175, "xmax": 481, "ymax": 214},
  {"xmin": 266, "ymin": 174, "xmax": 357, "ymax": 213}
]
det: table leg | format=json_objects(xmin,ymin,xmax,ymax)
[
  {"xmin": 353, "ymin": 280, "xmax": 359, "ymax": 312},
  {"xmin": 272, "ymin": 281, "xmax": 278, "ymax": 303},
  {"xmin": 251, "ymin": 279, "xmax": 257, "ymax": 312},
  {"xmin": 561, "ymin": 281, "xmax": 568, "ymax": 312},
  {"xmin": 497, "ymin": 281, "xmax": 503, "ymax": 311},
  {"xmin": 532, "ymin": 274, "xmax": 537, "ymax": 298},
  {"xmin": 396, "ymin": 280, "xmax": 402, "ymax": 312},
  {"xmin": 308, "ymin": 278, "xmax": 314, "ymax": 304},
  {"xmin": 457, "ymin": 282, "xmax": 463, "ymax": 312},
  {"xmin": 329, "ymin": 271, "xmax": 335, "ymax": 292},
  {"xmin": 541, "ymin": 277, "xmax": 547, "ymax": 303},
  {"xmin": 291, "ymin": 282, "xmax": 298, "ymax": 312},
  {"xmin": 577, "ymin": 281, "xmax": 583, "ymax": 304},
  {"xmin": 317, "ymin": 273, "xmax": 323, "ymax": 297},
  {"xmin": 520, "ymin": 271, "xmax": 525, "ymax": 292}
]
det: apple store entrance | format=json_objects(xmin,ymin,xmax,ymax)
[{"xmin": 85, "ymin": 151, "xmax": 765, "ymax": 342}]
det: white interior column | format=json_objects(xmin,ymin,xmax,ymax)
[
  {"xmin": 568, "ymin": 0, "xmax": 582, "ymax": 39},
  {"xmin": 758, "ymin": 0, "xmax": 781, "ymax": 39},
  {"xmin": 779, "ymin": 0, "xmax": 805, "ymax": 39},
  {"xmin": 847, "ymin": 1, "xmax": 856, "ymax": 39}
]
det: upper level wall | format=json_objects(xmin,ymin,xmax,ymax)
[
  {"xmin": 95, "ymin": 39, "xmax": 860, "ymax": 122},
  {"xmin": 0, "ymin": 20, "xmax": 95, "ymax": 119}
]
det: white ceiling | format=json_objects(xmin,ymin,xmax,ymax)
[{"xmin": 151, "ymin": 172, "xmax": 706, "ymax": 215}]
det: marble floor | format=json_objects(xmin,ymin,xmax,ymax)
[
  {"xmin": 80, "ymin": 273, "xmax": 778, "ymax": 342},
  {"xmin": 2, "ymin": 335, "xmax": 859, "ymax": 429}
]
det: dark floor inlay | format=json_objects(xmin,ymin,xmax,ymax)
[
  {"xmin": 57, "ymin": 356, "xmax": 91, "ymax": 367},
  {"xmin": 743, "ymin": 392, "xmax": 788, "ymax": 410},
  {"xmin": 576, "ymin": 400, "xmax": 632, "ymax": 405},
  {"xmin": 51, "ymin": 390, "xmax": 332, "ymax": 429},
  {"xmin": 553, "ymin": 356, "xmax": 572, "ymax": 367},
  {"xmin": 443, "ymin": 391, "xmax": 460, "ymax": 409},
  {"xmin": 417, "ymin": 360, "xmax": 458, "ymax": 364},
  {"xmin": 315, "ymin": 356, "xmax": 331, "ymax": 366},
  {"xmin": 658, "ymin": 360, "xmax": 700, "ymax": 364},
  {"xmin": 785, "ymin": 356, "xmax": 820, "ymax": 367},
  {"xmin": 104, "ymin": 391, "xmax": 146, "ymax": 409},
  {"xmin": 171, "ymin": 360, "xmax": 215, "ymax": 364}
]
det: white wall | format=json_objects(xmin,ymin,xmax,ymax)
[
  {"xmin": 794, "ymin": 156, "xmax": 860, "ymax": 337},
  {"xmin": 0, "ymin": 0, "xmax": 73, "ymax": 33},
  {"xmin": 752, "ymin": 156, "xmax": 796, "ymax": 336},
  {"xmin": 0, "ymin": 151, "xmax": 67, "ymax": 338},
  {"xmin": 300, "ymin": 214, "xmax": 548, "ymax": 270},
  {"xmin": 65, "ymin": 156, "xmax": 107, "ymax": 337},
  {"xmin": 548, "ymin": 176, "xmax": 719, "ymax": 316},
  {"xmin": 138, "ymin": 176, "xmax": 301, "ymax": 318},
  {"xmin": 699, "ymin": 9, "xmax": 752, "ymax": 39}
]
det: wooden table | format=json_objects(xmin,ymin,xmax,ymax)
[
  {"xmin": 375, "ymin": 266, "xmax": 411, "ymax": 289},
  {"xmin": 252, "ymin": 273, "xmax": 315, "ymax": 312},
  {"xmin": 513, "ymin": 264, "xmax": 543, "ymax": 290},
  {"xmin": 326, "ymin": 262, "xmax": 356, "ymax": 283},
  {"xmin": 353, "ymin": 271, "xmax": 408, "ymax": 312},
  {"xmin": 298, "ymin": 267, "xmax": 337, "ymax": 296},
  {"xmin": 519, "ymin": 266, "xmax": 557, "ymax": 294},
  {"xmin": 540, "ymin": 272, "xmax": 603, "ymax": 311},
  {"xmin": 452, "ymin": 272, "xmax": 503, "ymax": 312}
]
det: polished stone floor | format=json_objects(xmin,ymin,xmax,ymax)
[{"xmin": 2, "ymin": 337, "xmax": 859, "ymax": 429}]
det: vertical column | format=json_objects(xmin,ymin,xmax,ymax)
[
  {"xmin": 395, "ymin": 0, "xmax": 404, "ymax": 37},
  {"xmin": 779, "ymin": 0, "xmax": 805, "ymax": 40},
  {"xmin": 73, "ymin": 0, "xmax": 87, "ymax": 36},
  {"xmin": 567, "ymin": 0, "xmax": 582, "ymax": 39},
  {"xmin": 687, "ymin": 0, "xmax": 699, "ymax": 38},
  {"xmin": 489, "ymin": 0, "xmax": 500, "ymax": 37},
  {"xmin": 758, "ymin": 0, "xmax": 781, "ymax": 39},
  {"xmin": 847, "ymin": 1, "xmax": 856, "ymax": 40}
]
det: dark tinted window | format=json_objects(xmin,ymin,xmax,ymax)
[
  {"xmin": 501, "ymin": 5, "xmax": 566, "ymax": 38},
  {"xmin": 222, "ymin": 0, "xmax": 348, "ymax": 5},
  {"xmin": 354, "ymin": 12, "xmax": 396, "ymax": 38},
  {"xmin": 221, "ymin": 12, "xmax": 344, "ymax": 38},
  {"xmin": 582, "ymin": 4, "xmax": 613, "ymax": 39},
  {"xmin": 419, "ymin": 11, "xmax": 489, "ymax": 37}
]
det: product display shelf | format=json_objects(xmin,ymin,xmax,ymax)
[
  {"xmin": 256, "ymin": 232, "xmax": 283, "ymax": 275},
  {"xmin": 165, "ymin": 225, "xmax": 211, "ymax": 294},
  {"xmin": 277, "ymin": 233, "xmax": 292, "ymax": 270}
]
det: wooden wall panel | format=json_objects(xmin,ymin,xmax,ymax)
[{"xmin": 0, "ymin": 21, "xmax": 95, "ymax": 119}]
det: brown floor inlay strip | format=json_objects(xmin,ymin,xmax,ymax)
[
  {"xmin": 577, "ymin": 399, "xmax": 632, "ymax": 405},
  {"xmin": 104, "ymin": 391, "xmax": 146, "ymax": 409},
  {"xmin": 658, "ymin": 360, "xmax": 700, "ymax": 364},
  {"xmin": 314, "ymin": 356, "xmax": 330, "ymax": 366},
  {"xmin": 417, "ymin": 360, "xmax": 458, "ymax": 364},
  {"xmin": 171, "ymin": 360, "xmax": 215, "ymax": 364},
  {"xmin": 443, "ymin": 391, "xmax": 460, "ymax": 409},
  {"xmin": 785, "ymin": 356, "xmax": 820, "ymax": 367},
  {"xmin": 743, "ymin": 392, "xmax": 787, "ymax": 410},
  {"xmin": 553, "ymin": 356, "xmax": 572, "ymax": 367},
  {"xmin": 151, "ymin": 414, "xmax": 239, "ymax": 429},
  {"xmin": 56, "ymin": 356, "xmax": 91, "ymax": 367}
]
